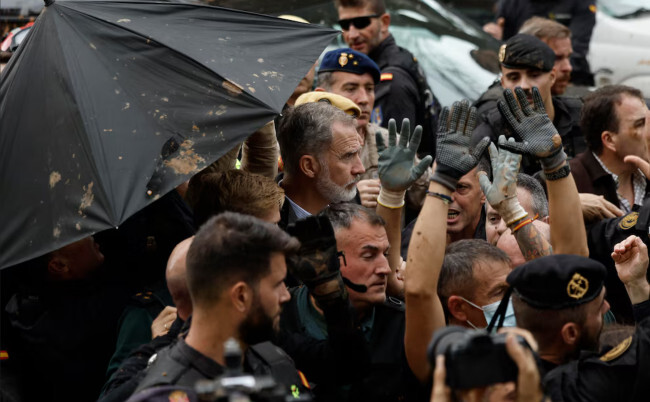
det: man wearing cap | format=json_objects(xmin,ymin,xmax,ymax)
[
  {"xmin": 504, "ymin": 254, "xmax": 610, "ymax": 375},
  {"xmin": 471, "ymin": 33, "xmax": 584, "ymax": 175},
  {"xmin": 485, "ymin": 0, "xmax": 596, "ymax": 86},
  {"xmin": 335, "ymin": 0, "xmax": 440, "ymax": 157},
  {"xmin": 543, "ymin": 235, "xmax": 650, "ymax": 401},
  {"xmin": 316, "ymin": 47, "xmax": 429, "ymax": 210}
]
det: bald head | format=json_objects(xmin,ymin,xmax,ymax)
[{"xmin": 166, "ymin": 237, "xmax": 193, "ymax": 321}]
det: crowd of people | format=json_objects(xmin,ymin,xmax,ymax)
[{"xmin": 2, "ymin": 0, "xmax": 650, "ymax": 401}]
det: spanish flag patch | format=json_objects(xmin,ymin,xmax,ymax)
[
  {"xmin": 298, "ymin": 370, "xmax": 311, "ymax": 389},
  {"xmin": 380, "ymin": 73, "xmax": 393, "ymax": 81},
  {"xmin": 0, "ymin": 351, "xmax": 8, "ymax": 360}
]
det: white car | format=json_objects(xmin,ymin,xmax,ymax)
[{"xmin": 590, "ymin": 0, "xmax": 650, "ymax": 94}]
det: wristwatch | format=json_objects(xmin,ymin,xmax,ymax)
[{"xmin": 545, "ymin": 164, "xmax": 571, "ymax": 181}]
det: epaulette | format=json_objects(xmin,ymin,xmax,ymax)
[{"xmin": 131, "ymin": 290, "xmax": 158, "ymax": 306}]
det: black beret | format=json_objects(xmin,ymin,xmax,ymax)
[
  {"xmin": 319, "ymin": 48, "xmax": 381, "ymax": 83},
  {"xmin": 498, "ymin": 34, "xmax": 555, "ymax": 72},
  {"xmin": 507, "ymin": 254, "xmax": 607, "ymax": 310}
]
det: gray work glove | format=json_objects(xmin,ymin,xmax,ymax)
[
  {"xmin": 376, "ymin": 118, "xmax": 433, "ymax": 208},
  {"xmin": 431, "ymin": 100, "xmax": 490, "ymax": 191},
  {"xmin": 497, "ymin": 87, "xmax": 567, "ymax": 172},
  {"xmin": 479, "ymin": 138, "xmax": 528, "ymax": 226}
]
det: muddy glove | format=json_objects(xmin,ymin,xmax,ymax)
[
  {"xmin": 497, "ymin": 87, "xmax": 567, "ymax": 172},
  {"xmin": 376, "ymin": 119, "xmax": 433, "ymax": 208},
  {"xmin": 479, "ymin": 138, "xmax": 528, "ymax": 226},
  {"xmin": 431, "ymin": 100, "xmax": 490, "ymax": 191},
  {"xmin": 287, "ymin": 216, "xmax": 365, "ymax": 309}
]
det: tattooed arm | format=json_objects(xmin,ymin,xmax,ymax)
[
  {"xmin": 512, "ymin": 220, "xmax": 552, "ymax": 261},
  {"xmin": 480, "ymin": 141, "xmax": 552, "ymax": 263}
]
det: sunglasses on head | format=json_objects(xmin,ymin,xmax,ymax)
[{"xmin": 337, "ymin": 14, "xmax": 381, "ymax": 30}]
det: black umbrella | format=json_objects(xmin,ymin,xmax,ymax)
[{"xmin": 0, "ymin": 0, "xmax": 337, "ymax": 269}]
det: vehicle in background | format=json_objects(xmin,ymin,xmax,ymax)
[
  {"xmin": 443, "ymin": 0, "xmax": 650, "ymax": 96},
  {"xmin": 589, "ymin": 0, "xmax": 650, "ymax": 95},
  {"xmin": 209, "ymin": 0, "xmax": 502, "ymax": 106}
]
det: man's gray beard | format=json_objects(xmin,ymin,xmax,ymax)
[{"xmin": 316, "ymin": 160, "xmax": 358, "ymax": 203}]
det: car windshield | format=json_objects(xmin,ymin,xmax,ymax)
[
  {"xmin": 210, "ymin": 0, "xmax": 500, "ymax": 105},
  {"xmin": 598, "ymin": 0, "xmax": 650, "ymax": 18}
]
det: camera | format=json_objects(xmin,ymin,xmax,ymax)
[
  {"xmin": 427, "ymin": 326, "xmax": 531, "ymax": 390},
  {"xmin": 195, "ymin": 339, "xmax": 311, "ymax": 402}
]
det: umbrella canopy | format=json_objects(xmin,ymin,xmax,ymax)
[{"xmin": 0, "ymin": 0, "xmax": 338, "ymax": 269}]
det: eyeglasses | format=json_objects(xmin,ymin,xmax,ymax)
[{"xmin": 337, "ymin": 14, "xmax": 381, "ymax": 30}]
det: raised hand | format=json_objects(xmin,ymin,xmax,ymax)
[
  {"xmin": 478, "ymin": 137, "xmax": 528, "ymax": 226},
  {"xmin": 431, "ymin": 100, "xmax": 490, "ymax": 191},
  {"xmin": 496, "ymin": 87, "xmax": 566, "ymax": 172},
  {"xmin": 376, "ymin": 119, "xmax": 433, "ymax": 208}
]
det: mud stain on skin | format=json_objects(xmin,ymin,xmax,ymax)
[
  {"xmin": 164, "ymin": 140, "xmax": 205, "ymax": 175},
  {"xmin": 78, "ymin": 182, "xmax": 95, "ymax": 216},
  {"xmin": 49, "ymin": 171, "xmax": 61, "ymax": 189}
]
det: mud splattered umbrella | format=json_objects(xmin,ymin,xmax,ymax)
[{"xmin": 0, "ymin": 0, "xmax": 337, "ymax": 269}]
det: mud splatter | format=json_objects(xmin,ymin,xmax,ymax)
[
  {"xmin": 161, "ymin": 97, "xmax": 169, "ymax": 102},
  {"xmin": 89, "ymin": 43, "xmax": 97, "ymax": 50},
  {"xmin": 78, "ymin": 182, "xmax": 95, "ymax": 216},
  {"xmin": 163, "ymin": 140, "xmax": 205, "ymax": 175},
  {"xmin": 261, "ymin": 71, "xmax": 283, "ymax": 81},
  {"xmin": 117, "ymin": 18, "xmax": 131, "ymax": 23},
  {"xmin": 257, "ymin": 58, "xmax": 264, "ymax": 63},
  {"xmin": 53, "ymin": 226, "xmax": 61, "ymax": 238},
  {"xmin": 103, "ymin": 129, "xmax": 113, "ymax": 132},
  {"xmin": 114, "ymin": 89, "xmax": 120, "ymax": 95},
  {"xmin": 215, "ymin": 105, "xmax": 227, "ymax": 116},
  {"xmin": 122, "ymin": 102, "xmax": 130, "ymax": 110},
  {"xmin": 75, "ymin": 223, "xmax": 82, "ymax": 231},
  {"xmin": 49, "ymin": 171, "xmax": 61, "ymax": 189},
  {"xmin": 192, "ymin": 124, "xmax": 200, "ymax": 132},
  {"xmin": 222, "ymin": 80, "xmax": 243, "ymax": 96},
  {"xmin": 248, "ymin": 86, "xmax": 256, "ymax": 93}
]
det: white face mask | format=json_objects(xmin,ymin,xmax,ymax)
[{"xmin": 459, "ymin": 296, "xmax": 517, "ymax": 330}]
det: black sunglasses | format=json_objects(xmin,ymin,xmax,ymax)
[{"xmin": 337, "ymin": 14, "xmax": 381, "ymax": 30}]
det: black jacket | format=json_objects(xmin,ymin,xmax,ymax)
[{"xmin": 369, "ymin": 34, "xmax": 440, "ymax": 157}]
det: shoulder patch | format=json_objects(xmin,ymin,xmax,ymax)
[
  {"xmin": 168, "ymin": 390, "xmax": 190, "ymax": 402},
  {"xmin": 619, "ymin": 212, "xmax": 639, "ymax": 230},
  {"xmin": 380, "ymin": 73, "xmax": 393, "ymax": 81},
  {"xmin": 131, "ymin": 291, "xmax": 156, "ymax": 305},
  {"xmin": 600, "ymin": 336, "xmax": 632, "ymax": 362}
]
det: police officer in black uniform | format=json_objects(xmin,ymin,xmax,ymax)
[
  {"xmin": 336, "ymin": 0, "xmax": 441, "ymax": 157},
  {"xmin": 127, "ymin": 213, "xmax": 310, "ymax": 401},
  {"xmin": 496, "ymin": 0, "xmax": 597, "ymax": 85},
  {"xmin": 543, "ymin": 235, "xmax": 650, "ymax": 402},
  {"xmin": 471, "ymin": 34, "xmax": 584, "ymax": 175},
  {"xmin": 489, "ymin": 254, "xmax": 611, "ymax": 377}
]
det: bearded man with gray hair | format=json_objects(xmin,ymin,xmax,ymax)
[{"xmin": 277, "ymin": 102, "xmax": 366, "ymax": 229}]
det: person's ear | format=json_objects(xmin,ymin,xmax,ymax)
[
  {"xmin": 541, "ymin": 215, "xmax": 550, "ymax": 224},
  {"xmin": 47, "ymin": 256, "xmax": 68, "ymax": 278},
  {"xmin": 230, "ymin": 281, "xmax": 253, "ymax": 313},
  {"xmin": 560, "ymin": 322, "xmax": 580, "ymax": 346},
  {"xmin": 549, "ymin": 68, "xmax": 557, "ymax": 86},
  {"xmin": 299, "ymin": 155, "xmax": 321, "ymax": 178},
  {"xmin": 380, "ymin": 13, "xmax": 390, "ymax": 34},
  {"xmin": 448, "ymin": 295, "xmax": 468, "ymax": 322},
  {"xmin": 602, "ymin": 130, "xmax": 617, "ymax": 153}
]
